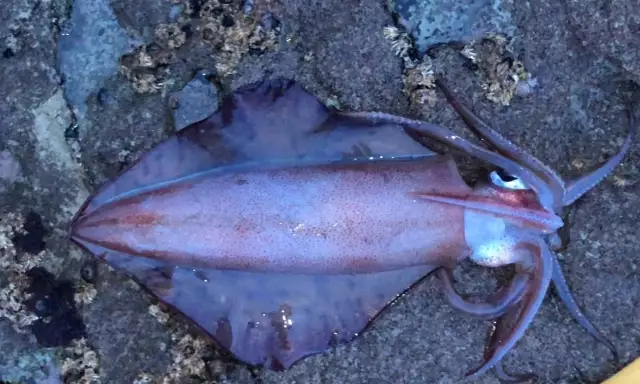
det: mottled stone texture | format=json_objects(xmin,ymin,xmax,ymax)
[
  {"xmin": 566, "ymin": 0, "xmax": 640, "ymax": 83},
  {"xmin": 1, "ymin": 0, "xmax": 638, "ymax": 382},
  {"xmin": 394, "ymin": 0, "xmax": 516, "ymax": 52}
]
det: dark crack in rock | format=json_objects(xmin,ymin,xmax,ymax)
[
  {"xmin": 24, "ymin": 267, "xmax": 86, "ymax": 347},
  {"xmin": 11, "ymin": 212, "xmax": 47, "ymax": 255}
]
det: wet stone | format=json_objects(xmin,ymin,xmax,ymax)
[
  {"xmin": 171, "ymin": 70, "xmax": 221, "ymax": 131},
  {"xmin": 394, "ymin": 0, "xmax": 516, "ymax": 53}
]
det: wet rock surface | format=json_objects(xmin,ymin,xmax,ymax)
[
  {"xmin": 171, "ymin": 70, "xmax": 220, "ymax": 131},
  {"xmin": 1, "ymin": 0, "xmax": 638, "ymax": 383},
  {"xmin": 565, "ymin": 0, "xmax": 640, "ymax": 84},
  {"xmin": 394, "ymin": 0, "xmax": 516, "ymax": 53}
]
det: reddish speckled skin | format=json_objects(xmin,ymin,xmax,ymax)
[{"xmin": 72, "ymin": 156, "xmax": 472, "ymax": 274}]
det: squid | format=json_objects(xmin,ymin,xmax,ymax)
[{"xmin": 70, "ymin": 77, "xmax": 635, "ymax": 379}]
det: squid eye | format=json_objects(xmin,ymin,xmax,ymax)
[{"xmin": 490, "ymin": 170, "xmax": 529, "ymax": 190}]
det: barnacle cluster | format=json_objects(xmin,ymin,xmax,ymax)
[
  {"xmin": 0, "ymin": 213, "xmax": 41, "ymax": 333},
  {"xmin": 133, "ymin": 372, "xmax": 155, "ymax": 384},
  {"xmin": 143, "ymin": 303, "xmax": 230, "ymax": 383},
  {"xmin": 1, "ymin": 211, "xmax": 100, "ymax": 381},
  {"xmin": 120, "ymin": 0, "xmax": 279, "ymax": 94},
  {"xmin": 148, "ymin": 303, "xmax": 170, "ymax": 325},
  {"xmin": 73, "ymin": 279, "xmax": 97, "ymax": 306},
  {"xmin": 196, "ymin": 0, "xmax": 279, "ymax": 77},
  {"xmin": 383, "ymin": 25, "xmax": 437, "ymax": 107},
  {"xmin": 383, "ymin": 26, "xmax": 413, "ymax": 66},
  {"xmin": 61, "ymin": 338, "xmax": 101, "ymax": 384},
  {"xmin": 119, "ymin": 29, "xmax": 178, "ymax": 94},
  {"xmin": 460, "ymin": 34, "xmax": 536, "ymax": 105},
  {"xmin": 403, "ymin": 59, "xmax": 437, "ymax": 107},
  {"xmin": 163, "ymin": 332, "xmax": 210, "ymax": 382}
]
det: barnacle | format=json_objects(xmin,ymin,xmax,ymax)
[
  {"xmin": 383, "ymin": 25, "xmax": 416, "ymax": 68},
  {"xmin": 0, "ymin": 213, "xmax": 41, "ymax": 333},
  {"xmin": 131, "ymin": 72, "xmax": 164, "ymax": 94},
  {"xmin": 403, "ymin": 58, "xmax": 437, "ymax": 107},
  {"xmin": 0, "ymin": 150, "xmax": 24, "ymax": 192},
  {"xmin": 460, "ymin": 34, "xmax": 536, "ymax": 105},
  {"xmin": 460, "ymin": 44, "xmax": 477, "ymax": 63},
  {"xmin": 73, "ymin": 280, "xmax": 97, "ymax": 306},
  {"xmin": 382, "ymin": 25, "xmax": 437, "ymax": 108},
  {"xmin": 133, "ymin": 373, "xmax": 154, "ymax": 384},
  {"xmin": 145, "ymin": 302, "xmax": 230, "ymax": 383},
  {"xmin": 613, "ymin": 175, "xmax": 632, "ymax": 187},
  {"xmin": 120, "ymin": 0, "xmax": 279, "ymax": 93},
  {"xmin": 61, "ymin": 338, "xmax": 101, "ymax": 384},
  {"xmin": 198, "ymin": 0, "xmax": 279, "ymax": 78},
  {"xmin": 155, "ymin": 23, "xmax": 187, "ymax": 50},
  {"xmin": 383, "ymin": 26, "xmax": 412, "ymax": 59},
  {"xmin": 148, "ymin": 303, "xmax": 170, "ymax": 325}
]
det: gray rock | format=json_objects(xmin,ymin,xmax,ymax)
[
  {"xmin": 171, "ymin": 70, "xmax": 220, "ymax": 131},
  {"xmin": 110, "ymin": 0, "xmax": 176, "ymax": 40},
  {"xmin": 58, "ymin": 0, "xmax": 142, "ymax": 118},
  {"xmin": 394, "ymin": 0, "xmax": 516, "ymax": 53},
  {"xmin": 0, "ymin": 150, "xmax": 24, "ymax": 192}
]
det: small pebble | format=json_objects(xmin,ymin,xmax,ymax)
[
  {"xmin": 261, "ymin": 13, "xmax": 280, "ymax": 31},
  {"xmin": 242, "ymin": 0, "xmax": 254, "ymax": 15},
  {"xmin": 80, "ymin": 259, "xmax": 98, "ymax": 283},
  {"xmin": 96, "ymin": 87, "xmax": 111, "ymax": 105},
  {"xmin": 169, "ymin": 4, "xmax": 184, "ymax": 21}
]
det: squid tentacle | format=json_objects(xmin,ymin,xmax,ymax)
[
  {"xmin": 466, "ymin": 240, "xmax": 553, "ymax": 379},
  {"xmin": 436, "ymin": 267, "xmax": 529, "ymax": 319},
  {"xmin": 335, "ymin": 111, "xmax": 557, "ymax": 211},
  {"xmin": 434, "ymin": 77, "xmax": 567, "ymax": 212},
  {"xmin": 550, "ymin": 255, "xmax": 618, "ymax": 360},
  {"xmin": 562, "ymin": 107, "xmax": 637, "ymax": 206}
]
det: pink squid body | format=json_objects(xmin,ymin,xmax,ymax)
[{"xmin": 71, "ymin": 156, "xmax": 472, "ymax": 274}]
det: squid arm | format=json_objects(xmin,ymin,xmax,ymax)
[
  {"xmin": 436, "ymin": 267, "xmax": 529, "ymax": 319},
  {"xmin": 433, "ymin": 77, "xmax": 637, "ymax": 212},
  {"xmin": 466, "ymin": 241, "xmax": 553, "ymax": 379},
  {"xmin": 433, "ymin": 77, "xmax": 567, "ymax": 212},
  {"xmin": 563, "ymin": 107, "xmax": 637, "ymax": 206}
]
